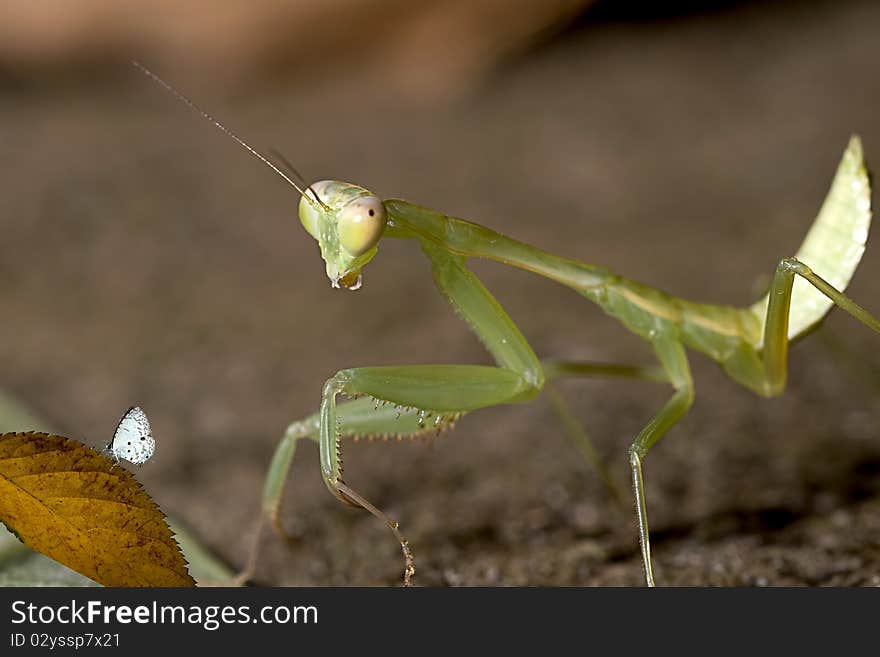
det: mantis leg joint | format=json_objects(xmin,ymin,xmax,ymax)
[
  {"xmin": 779, "ymin": 257, "xmax": 811, "ymax": 276},
  {"xmin": 628, "ymin": 446, "xmax": 644, "ymax": 466},
  {"xmin": 322, "ymin": 373, "xmax": 349, "ymax": 399}
]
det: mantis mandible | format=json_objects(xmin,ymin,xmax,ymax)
[{"xmin": 134, "ymin": 63, "xmax": 877, "ymax": 586}]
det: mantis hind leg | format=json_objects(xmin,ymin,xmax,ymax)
[
  {"xmin": 765, "ymin": 258, "xmax": 880, "ymax": 382},
  {"xmin": 731, "ymin": 258, "xmax": 880, "ymax": 396}
]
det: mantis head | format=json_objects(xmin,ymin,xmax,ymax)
[
  {"xmin": 298, "ymin": 181, "xmax": 387, "ymax": 290},
  {"xmin": 130, "ymin": 63, "xmax": 387, "ymax": 290}
]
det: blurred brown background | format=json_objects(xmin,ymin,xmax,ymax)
[{"xmin": 1, "ymin": 0, "xmax": 880, "ymax": 585}]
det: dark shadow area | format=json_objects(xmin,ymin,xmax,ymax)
[{"xmin": 584, "ymin": 0, "xmax": 802, "ymax": 23}]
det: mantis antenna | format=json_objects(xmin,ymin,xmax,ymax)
[
  {"xmin": 131, "ymin": 60, "xmax": 330, "ymax": 212},
  {"xmin": 268, "ymin": 148, "xmax": 326, "ymax": 209}
]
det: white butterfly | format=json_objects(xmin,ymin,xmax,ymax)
[{"xmin": 106, "ymin": 406, "xmax": 155, "ymax": 465}]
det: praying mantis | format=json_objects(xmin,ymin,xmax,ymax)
[{"xmin": 134, "ymin": 63, "xmax": 877, "ymax": 587}]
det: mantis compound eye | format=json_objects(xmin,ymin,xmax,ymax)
[
  {"xmin": 337, "ymin": 195, "xmax": 386, "ymax": 257},
  {"xmin": 298, "ymin": 182, "xmax": 331, "ymax": 240}
]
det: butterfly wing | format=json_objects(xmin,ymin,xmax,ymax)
[{"xmin": 111, "ymin": 406, "xmax": 155, "ymax": 465}]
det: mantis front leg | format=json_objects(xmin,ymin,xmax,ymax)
[
  {"xmin": 239, "ymin": 397, "xmax": 456, "ymax": 585},
  {"xmin": 245, "ymin": 242, "xmax": 547, "ymax": 585},
  {"xmin": 318, "ymin": 244, "xmax": 545, "ymax": 583}
]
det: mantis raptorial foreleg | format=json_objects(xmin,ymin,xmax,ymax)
[
  {"xmin": 238, "ymin": 397, "xmax": 444, "ymax": 583},
  {"xmin": 261, "ymin": 398, "xmax": 439, "ymax": 536},
  {"xmin": 311, "ymin": 244, "xmax": 545, "ymax": 582},
  {"xmin": 240, "ymin": 242, "xmax": 547, "ymax": 583}
]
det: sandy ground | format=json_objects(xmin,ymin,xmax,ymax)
[{"xmin": 1, "ymin": 0, "xmax": 880, "ymax": 585}]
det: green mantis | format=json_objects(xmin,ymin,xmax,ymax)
[{"xmin": 135, "ymin": 63, "xmax": 877, "ymax": 586}]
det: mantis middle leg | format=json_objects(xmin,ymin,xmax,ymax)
[
  {"xmin": 542, "ymin": 360, "xmax": 670, "ymax": 513},
  {"xmin": 626, "ymin": 330, "xmax": 694, "ymax": 587},
  {"xmin": 542, "ymin": 351, "xmax": 693, "ymax": 588}
]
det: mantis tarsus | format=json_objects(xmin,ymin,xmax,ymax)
[{"xmin": 135, "ymin": 62, "xmax": 877, "ymax": 586}]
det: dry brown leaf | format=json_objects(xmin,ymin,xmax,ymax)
[{"xmin": 0, "ymin": 432, "xmax": 195, "ymax": 587}]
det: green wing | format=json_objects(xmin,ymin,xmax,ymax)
[{"xmin": 751, "ymin": 136, "xmax": 872, "ymax": 345}]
